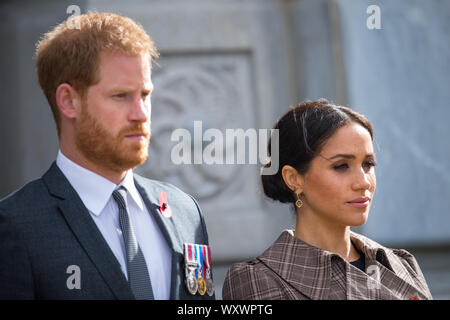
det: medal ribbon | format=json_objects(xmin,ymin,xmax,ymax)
[
  {"xmin": 184, "ymin": 243, "xmax": 197, "ymax": 277},
  {"xmin": 195, "ymin": 244, "xmax": 203, "ymax": 278},
  {"xmin": 201, "ymin": 245, "xmax": 210, "ymax": 278}
]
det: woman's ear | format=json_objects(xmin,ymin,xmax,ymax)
[
  {"xmin": 55, "ymin": 83, "xmax": 82, "ymax": 119},
  {"xmin": 281, "ymin": 165, "xmax": 305, "ymax": 194}
]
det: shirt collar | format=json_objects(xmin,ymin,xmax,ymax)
[
  {"xmin": 119, "ymin": 169, "xmax": 144, "ymax": 211},
  {"xmin": 56, "ymin": 150, "xmax": 143, "ymax": 215}
]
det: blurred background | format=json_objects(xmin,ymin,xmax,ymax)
[{"xmin": 1, "ymin": 0, "xmax": 449, "ymax": 299}]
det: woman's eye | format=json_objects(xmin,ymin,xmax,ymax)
[
  {"xmin": 114, "ymin": 93, "xmax": 126, "ymax": 98},
  {"xmin": 333, "ymin": 163, "xmax": 349, "ymax": 170},
  {"xmin": 363, "ymin": 161, "xmax": 377, "ymax": 169}
]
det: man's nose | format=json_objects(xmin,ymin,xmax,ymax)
[{"xmin": 129, "ymin": 96, "xmax": 150, "ymax": 122}]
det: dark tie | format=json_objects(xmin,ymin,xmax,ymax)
[{"xmin": 112, "ymin": 187, "xmax": 154, "ymax": 300}]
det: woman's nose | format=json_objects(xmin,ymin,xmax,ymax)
[{"xmin": 352, "ymin": 169, "xmax": 373, "ymax": 191}]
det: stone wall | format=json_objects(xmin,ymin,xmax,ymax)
[{"xmin": 1, "ymin": 0, "xmax": 449, "ymax": 299}]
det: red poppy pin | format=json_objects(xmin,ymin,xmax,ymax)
[
  {"xmin": 158, "ymin": 191, "xmax": 172, "ymax": 218},
  {"xmin": 409, "ymin": 292, "xmax": 420, "ymax": 300}
]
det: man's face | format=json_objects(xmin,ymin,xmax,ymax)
[{"xmin": 75, "ymin": 51, "xmax": 153, "ymax": 173}]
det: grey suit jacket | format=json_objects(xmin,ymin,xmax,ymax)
[{"xmin": 0, "ymin": 162, "xmax": 214, "ymax": 300}]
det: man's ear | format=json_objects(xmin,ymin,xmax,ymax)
[
  {"xmin": 55, "ymin": 83, "xmax": 82, "ymax": 119},
  {"xmin": 281, "ymin": 165, "xmax": 305, "ymax": 194}
]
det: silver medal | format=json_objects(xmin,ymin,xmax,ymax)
[
  {"xmin": 206, "ymin": 278, "xmax": 214, "ymax": 296},
  {"xmin": 205, "ymin": 268, "xmax": 214, "ymax": 296},
  {"xmin": 186, "ymin": 265, "xmax": 198, "ymax": 295}
]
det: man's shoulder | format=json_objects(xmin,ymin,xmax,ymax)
[
  {"xmin": 0, "ymin": 162, "xmax": 65, "ymax": 221},
  {"xmin": 133, "ymin": 173, "xmax": 198, "ymax": 204},
  {"xmin": 133, "ymin": 173, "xmax": 209, "ymax": 243},
  {"xmin": 0, "ymin": 177, "xmax": 48, "ymax": 216},
  {"xmin": 133, "ymin": 173, "xmax": 183, "ymax": 192}
]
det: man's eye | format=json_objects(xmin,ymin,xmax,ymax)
[{"xmin": 114, "ymin": 93, "xmax": 126, "ymax": 98}]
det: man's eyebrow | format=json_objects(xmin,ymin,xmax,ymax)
[
  {"xmin": 327, "ymin": 153, "xmax": 375, "ymax": 160},
  {"xmin": 107, "ymin": 84, "xmax": 153, "ymax": 93}
]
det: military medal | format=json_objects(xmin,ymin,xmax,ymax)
[
  {"xmin": 184, "ymin": 243, "xmax": 214, "ymax": 296},
  {"xmin": 196, "ymin": 245, "xmax": 206, "ymax": 295},
  {"xmin": 186, "ymin": 264, "xmax": 198, "ymax": 295},
  {"xmin": 197, "ymin": 275, "xmax": 207, "ymax": 295},
  {"xmin": 202, "ymin": 245, "xmax": 214, "ymax": 296},
  {"xmin": 206, "ymin": 271, "xmax": 214, "ymax": 296},
  {"xmin": 184, "ymin": 243, "xmax": 198, "ymax": 295}
]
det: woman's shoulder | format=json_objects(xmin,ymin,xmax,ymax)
[
  {"xmin": 222, "ymin": 231, "xmax": 312, "ymax": 300},
  {"xmin": 351, "ymin": 231, "xmax": 421, "ymax": 269},
  {"xmin": 351, "ymin": 231, "xmax": 432, "ymax": 298},
  {"xmin": 222, "ymin": 255, "xmax": 306, "ymax": 300},
  {"xmin": 222, "ymin": 258, "xmax": 278, "ymax": 300},
  {"xmin": 226, "ymin": 257, "xmax": 279, "ymax": 280}
]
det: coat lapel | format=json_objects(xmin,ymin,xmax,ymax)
[
  {"xmin": 133, "ymin": 175, "xmax": 183, "ymax": 253},
  {"xmin": 43, "ymin": 163, "xmax": 134, "ymax": 300},
  {"xmin": 350, "ymin": 232, "xmax": 432, "ymax": 300},
  {"xmin": 258, "ymin": 230, "xmax": 432, "ymax": 300},
  {"xmin": 257, "ymin": 230, "xmax": 333, "ymax": 300},
  {"xmin": 343, "ymin": 254, "xmax": 399, "ymax": 299},
  {"xmin": 133, "ymin": 175, "xmax": 185, "ymax": 299}
]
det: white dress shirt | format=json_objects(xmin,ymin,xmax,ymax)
[{"xmin": 56, "ymin": 150, "xmax": 172, "ymax": 299}]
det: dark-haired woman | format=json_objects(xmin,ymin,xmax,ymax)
[{"xmin": 222, "ymin": 100, "xmax": 432, "ymax": 300}]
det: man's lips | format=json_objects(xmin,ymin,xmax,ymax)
[
  {"xmin": 124, "ymin": 132, "xmax": 149, "ymax": 140},
  {"xmin": 346, "ymin": 196, "xmax": 371, "ymax": 208}
]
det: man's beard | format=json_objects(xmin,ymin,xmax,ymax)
[{"xmin": 75, "ymin": 104, "xmax": 150, "ymax": 173}]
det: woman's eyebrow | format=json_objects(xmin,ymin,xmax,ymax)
[{"xmin": 327, "ymin": 153, "xmax": 375, "ymax": 160}]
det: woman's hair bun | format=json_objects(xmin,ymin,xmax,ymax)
[{"xmin": 261, "ymin": 99, "xmax": 373, "ymax": 205}]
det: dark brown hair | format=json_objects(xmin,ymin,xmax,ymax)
[{"xmin": 261, "ymin": 99, "xmax": 374, "ymax": 204}]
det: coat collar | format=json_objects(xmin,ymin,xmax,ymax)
[
  {"xmin": 133, "ymin": 174, "xmax": 187, "ymax": 299},
  {"xmin": 257, "ymin": 230, "xmax": 431, "ymax": 300},
  {"xmin": 257, "ymin": 230, "xmax": 335, "ymax": 300}
]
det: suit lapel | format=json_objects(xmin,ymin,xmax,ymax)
[
  {"xmin": 133, "ymin": 175, "xmax": 185, "ymax": 299},
  {"xmin": 133, "ymin": 176, "xmax": 183, "ymax": 253},
  {"xmin": 43, "ymin": 163, "xmax": 134, "ymax": 300}
]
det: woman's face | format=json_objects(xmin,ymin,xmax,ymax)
[{"xmin": 301, "ymin": 122, "xmax": 376, "ymax": 227}]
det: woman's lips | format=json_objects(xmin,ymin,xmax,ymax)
[
  {"xmin": 346, "ymin": 200, "xmax": 370, "ymax": 208},
  {"xmin": 346, "ymin": 196, "xmax": 370, "ymax": 208}
]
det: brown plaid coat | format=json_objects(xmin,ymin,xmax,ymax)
[{"xmin": 222, "ymin": 230, "xmax": 432, "ymax": 300}]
